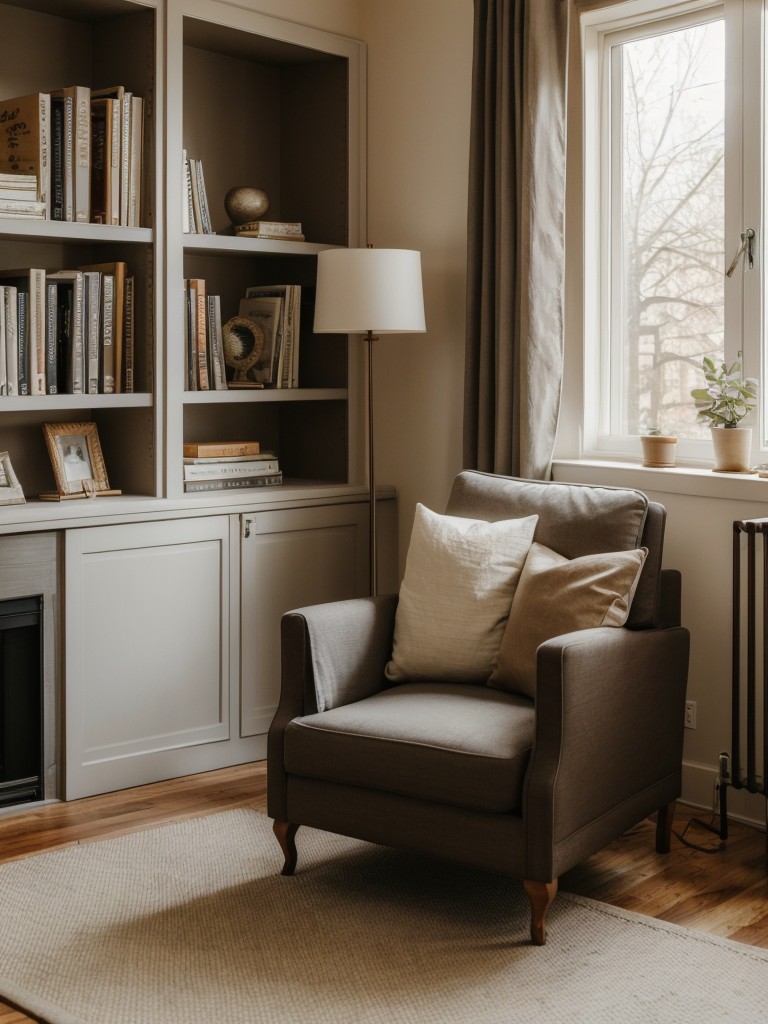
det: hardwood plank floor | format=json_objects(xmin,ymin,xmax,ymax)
[{"xmin": 0, "ymin": 764, "xmax": 766, "ymax": 1022}]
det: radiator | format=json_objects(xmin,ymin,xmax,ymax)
[{"xmin": 717, "ymin": 519, "xmax": 768, "ymax": 839}]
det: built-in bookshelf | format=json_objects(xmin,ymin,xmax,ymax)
[{"xmin": 0, "ymin": 0, "xmax": 365, "ymax": 515}]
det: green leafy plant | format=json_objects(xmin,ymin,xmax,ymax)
[{"xmin": 690, "ymin": 357, "xmax": 758, "ymax": 428}]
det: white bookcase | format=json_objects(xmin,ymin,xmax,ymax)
[{"xmin": 0, "ymin": 0, "xmax": 373, "ymax": 800}]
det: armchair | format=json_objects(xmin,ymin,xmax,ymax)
[{"xmin": 268, "ymin": 472, "xmax": 690, "ymax": 944}]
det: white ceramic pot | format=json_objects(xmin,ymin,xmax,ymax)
[
  {"xmin": 640, "ymin": 435, "xmax": 677, "ymax": 468},
  {"xmin": 710, "ymin": 426, "xmax": 752, "ymax": 473}
]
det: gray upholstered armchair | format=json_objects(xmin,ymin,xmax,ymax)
[{"xmin": 267, "ymin": 472, "xmax": 690, "ymax": 944}]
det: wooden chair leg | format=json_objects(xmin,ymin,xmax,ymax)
[
  {"xmin": 655, "ymin": 800, "xmax": 676, "ymax": 854},
  {"xmin": 523, "ymin": 878, "xmax": 558, "ymax": 946},
  {"xmin": 273, "ymin": 820, "xmax": 299, "ymax": 875}
]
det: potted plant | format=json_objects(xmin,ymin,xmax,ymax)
[
  {"xmin": 690, "ymin": 356, "xmax": 758, "ymax": 472},
  {"xmin": 640, "ymin": 426, "xmax": 678, "ymax": 468}
]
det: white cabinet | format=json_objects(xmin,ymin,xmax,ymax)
[
  {"xmin": 64, "ymin": 501, "xmax": 370, "ymax": 798},
  {"xmin": 64, "ymin": 515, "xmax": 257, "ymax": 798},
  {"xmin": 240, "ymin": 502, "xmax": 369, "ymax": 737}
]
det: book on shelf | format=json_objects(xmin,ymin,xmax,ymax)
[
  {"xmin": 234, "ymin": 219, "xmax": 303, "ymax": 240},
  {"xmin": 0, "ymin": 172, "xmax": 38, "ymax": 199},
  {"xmin": 206, "ymin": 293, "xmax": 227, "ymax": 391},
  {"xmin": 184, "ymin": 155, "xmax": 214, "ymax": 234},
  {"xmin": 243, "ymin": 283, "xmax": 301, "ymax": 387},
  {"xmin": 0, "ymin": 93, "xmax": 51, "ymax": 216},
  {"xmin": 183, "ymin": 441, "xmax": 261, "ymax": 458},
  {"xmin": 81, "ymin": 270, "xmax": 102, "ymax": 394},
  {"xmin": 184, "ymin": 472, "xmax": 283, "ymax": 493},
  {"xmin": 51, "ymin": 85, "xmax": 90, "ymax": 223},
  {"xmin": 183, "ymin": 456, "xmax": 280, "ymax": 481},
  {"xmin": 183, "ymin": 451, "xmax": 275, "ymax": 464},
  {"xmin": 47, "ymin": 269, "xmax": 85, "ymax": 394},
  {"xmin": 123, "ymin": 275, "xmax": 135, "ymax": 393},
  {"xmin": 79, "ymin": 261, "xmax": 128, "ymax": 393},
  {"xmin": 90, "ymin": 96, "xmax": 120, "ymax": 225},
  {"xmin": 0, "ymin": 268, "xmax": 45, "ymax": 395},
  {"xmin": 1, "ymin": 286, "xmax": 18, "ymax": 395}
]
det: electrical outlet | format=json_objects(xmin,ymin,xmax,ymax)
[{"xmin": 685, "ymin": 700, "xmax": 697, "ymax": 729}]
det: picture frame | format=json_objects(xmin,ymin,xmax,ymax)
[
  {"xmin": 0, "ymin": 451, "xmax": 25, "ymax": 506},
  {"xmin": 42, "ymin": 422, "xmax": 111, "ymax": 497}
]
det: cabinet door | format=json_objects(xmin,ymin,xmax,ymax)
[
  {"xmin": 65, "ymin": 516, "xmax": 234, "ymax": 798},
  {"xmin": 240, "ymin": 502, "xmax": 368, "ymax": 737}
]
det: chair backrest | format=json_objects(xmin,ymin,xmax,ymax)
[{"xmin": 445, "ymin": 471, "xmax": 665, "ymax": 629}]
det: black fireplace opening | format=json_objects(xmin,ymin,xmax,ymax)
[{"xmin": 0, "ymin": 596, "xmax": 44, "ymax": 808}]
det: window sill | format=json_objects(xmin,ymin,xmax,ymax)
[{"xmin": 552, "ymin": 458, "xmax": 768, "ymax": 504}]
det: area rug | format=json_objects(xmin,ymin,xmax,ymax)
[{"xmin": 1, "ymin": 809, "xmax": 766, "ymax": 1024}]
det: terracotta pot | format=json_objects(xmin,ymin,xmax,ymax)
[
  {"xmin": 710, "ymin": 426, "xmax": 753, "ymax": 473},
  {"xmin": 640, "ymin": 435, "xmax": 677, "ymax": 468}
]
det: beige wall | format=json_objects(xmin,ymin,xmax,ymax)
[
  {"xmin": 360, "ymin": 0, "xmax": 473, "ymax": 578},
  {"xmin": 235, "ymin": 0, "xmax": 361, "ymax": 36}
]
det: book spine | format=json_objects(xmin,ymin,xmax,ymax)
[
  {"xmin": 123, "ymin": 275, "xmax": 134, "ymax": 393},
  {"xmin": 74, "ymin": 87, "xmax": 90, "ymax": 222},
  {"xmin": 45, "ymin": 281, "xmax": 57, "ymax": 394},
  {"xmin": 109, "ymin": 99, "xmax": 120, "ymax": 225},
  {"xmin": 70, "ymin": 275, "xmax": 84, "ymax": 394},
  {"xmin": 101, "ymin": 274, "xmax": 115, "ymax": 394},
  {"xmin": 90, "ymin": 101, "xmax": 107, "ymax": 224},
  {"xmin": 16, "ymin": 290, "xmax": 28, "ymax": 396},
  {"xmin": 84, "ymin": 272, "xmax": 101, "ymax": 394},
  {"xmin": 184, "ymin": 473, "xmax": 282, "ymax": 492},
  {"xmin": 29, "ymin": 269, "xmax": 45, "ymax": 395},
  {"xmin": 63, "ymin": 96, "xmax": 73, "ymax": 222},
  {"xmin": 120, "ymin": 93, "xmax": 131, "ymax": 226},
  {"xmin": 128, "ymin": 95, "xmax": 142, "ymax": 227},
  {"xmin": 184, "ymin": 280, "xmax": 195, "ymax": 391},
  {"xmin": 195, "ymin": 158, "xmax": 212, "ymax": 233},
  {"xmin": 0, "ymin": 288, "xmax": 7, "ymax": 395},
  {"xmin": 183, "ymin": 459, "xmax": 280, "ymax": 480},
  {"xmin": 4, "ymin": 286, "xmax": 18, "ymax": 395},
  {"xmin": 183, "ymin": 442, "xmax": 261, "ymax": 458},
  {"xmin": 39, "ymin": 93, "xmax": 51, "ymax": 217},
  {"xmin": 51, "ymin": 98, "xmax": 65, "ymax": 221},
  {"xmin": 194, "ymin": 279, "xmax": 208, "ymax": 390}
]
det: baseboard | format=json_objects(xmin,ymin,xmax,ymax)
[{"xmin": 682, "ymin": 759, "xmax": 766, "ymax": 830}]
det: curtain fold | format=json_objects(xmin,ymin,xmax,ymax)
[{"xmin": 463, "ymin": 0, "xmax": 568, "ymax": 480}]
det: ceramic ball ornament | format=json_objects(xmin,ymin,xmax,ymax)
[{"xmin": 224, "ymin": 186, "xmax": 269, "ymax": 225}]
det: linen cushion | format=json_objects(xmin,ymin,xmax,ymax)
[
  {"xmin": 489, "ymin": 542, "xmax": 648, "ymax": 698},
  {"xmin": 384, "ymin": 504, "xmax": 538, "ymax": 683},
  {"xmin": 284, "ymin": 682, "xmax": 535, "ymax": 813}
]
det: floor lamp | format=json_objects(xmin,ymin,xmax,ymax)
[{"xmin": 313, "ymin": 248, "xmax": 426, "ymax": 595}]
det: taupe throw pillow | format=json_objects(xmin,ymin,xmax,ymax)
[
  {"xmin": 488, "ymin": 542, "xmax": 648, "ymax": 698},
  {"xmin": 385, "ymin": 504, "xmax": 538, "ymax": 683}
]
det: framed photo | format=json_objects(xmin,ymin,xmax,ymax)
[
  {"xmin": 0, "ymin": 451, "xmax": 25, "ymax": 506},
  {"xmin": 42, "ymin": 422, "xmax": 111, "ymax": 497}
]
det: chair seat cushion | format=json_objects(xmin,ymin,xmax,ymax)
[{"xmin": 284, "ymin": 682, "xmax": 535, "ymax": 814}]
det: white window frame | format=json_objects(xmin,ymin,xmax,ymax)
[{"xmin": 578, "ymin": 0, "xmax": 764, "ymax": 466}]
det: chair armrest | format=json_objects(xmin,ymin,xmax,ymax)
[
  {"xmin": 523, "ymin": 623, "xmax": 689, "ymax": 875},
  {"xmin": 267, "ymin": 594, "xmax": 398, "ymax": 819}
]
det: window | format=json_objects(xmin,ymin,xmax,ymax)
[{"xmin": 579, "ymin": 0, "xmax": 763, "ymax": 462}]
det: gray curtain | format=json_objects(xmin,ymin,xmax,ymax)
[{"xmin": 463, "ymin": 0, "xmax": 568, "ymax": 479}]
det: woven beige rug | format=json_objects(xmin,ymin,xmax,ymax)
[{"xmin": 0, "ymin": 808, "xmax": 766, "ymax": 1024}]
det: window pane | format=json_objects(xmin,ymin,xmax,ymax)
[{"xmin": 614, "ymin": 20, "xmax": 724, "ymax": 438}]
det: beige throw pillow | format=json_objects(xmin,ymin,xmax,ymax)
[
  {"xmin": 489, "ymin": 542, "xmax": 648, "ymax": 698},
  {"xmin": 385, "ymin": 504, "xmax": 539, "ymax": 683}
]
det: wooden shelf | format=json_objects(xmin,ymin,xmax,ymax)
[{"xmin": 182, "ymin": 234, "xmax": 340, "ymax": 258}]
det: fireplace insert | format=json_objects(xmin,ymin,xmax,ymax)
[{"xmin": 0, "ymin": 596, "xmax": 43, "ymax": 807}]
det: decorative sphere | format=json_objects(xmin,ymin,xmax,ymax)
[{"xmin": 224, "ymin": 186, "xmax": 269, "ymax": 225}]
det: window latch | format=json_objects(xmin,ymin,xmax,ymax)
[{"xmin": 726, "ymin": 228, "xmax": 755, "ymax": 277}]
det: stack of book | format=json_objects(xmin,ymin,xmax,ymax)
[
  {"xmin": 182, "ymin": 441, "xmax": 282, "ymax": 492},
  {"xmin": 0, "ymin": 173, "xmax": 45, "ymax": 219},
  {"xmin": 182, "ymin": 151, "xmax": 213, "ymax": 233},
  {"xmin": 234, "ymin": 219, "xmax": 304, "ymax": 242},
  {"xmin": 0, "ymin": 261, "xmax": 134, "ymax": 397},
  {"xmin": 0, "ymin": 86, "xmax": 144, "ymax": 226}
]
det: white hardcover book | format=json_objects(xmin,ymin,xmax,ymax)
[
  {"xmin": 38, "ymin": 92, "xmax": 51, "ymax": 218},
  {"xmin": 101, "ymin": 274, "xmax": 115, "ymax": 394},
  {"xmin": 128, "ymin": 95, "xmax": 143, "ymax": 227},
  {"xmin": 4, "ymin": 286, "xmax": 18, "ymax": 396},
  {"xmin": 183, "ymin": 458, "xmax": 280, "ymax": 481},
  {"xmin": 0, "ymin": 287, "xmax": 7, "ymax": 396},
  {"xmin": 29, "ymin": 268, "xmax": 46, "ymax": 395},
  {"xmin": 83, "ymin": 271, "xmax": 101, "ymax": 394}
]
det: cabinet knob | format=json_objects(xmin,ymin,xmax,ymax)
[{"xmin": 243, "ymin": 517, "xmax": 252, "ymax": 539}]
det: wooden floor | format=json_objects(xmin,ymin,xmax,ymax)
[{"xmin": 0, "ymin": 762, "xmax": 766, "ymax": 1022}]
